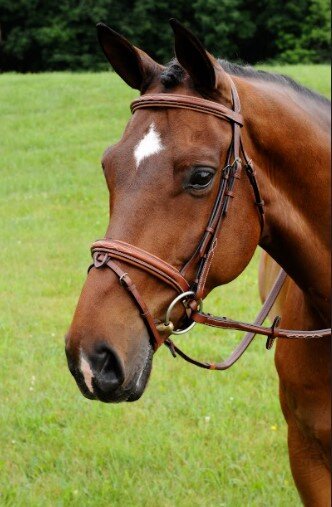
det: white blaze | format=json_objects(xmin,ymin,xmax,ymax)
[
  {"xmin": 134, "ymin": 122, "xmax": 164, "ymax": 168},
  {"xmin": 79, "ymin": 352, "xmax": 94, "ymax": 393}
]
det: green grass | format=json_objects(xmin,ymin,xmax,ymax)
[{"xmin": 0, "ymin": 65, "xmax": 330, "ymax": 507}]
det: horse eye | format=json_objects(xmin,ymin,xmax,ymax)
[{"xmin": 187, "ymin": 168, "xmax": 215, "ymax": 189}]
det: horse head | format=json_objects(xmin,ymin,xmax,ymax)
[{"xmin": 65, "ymin": 20, "xmax": 262, "ymax": 402}]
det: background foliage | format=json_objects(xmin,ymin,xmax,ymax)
[{"xmin": 0, "ymin": 0, "xmax": 330, "ymax": 72}]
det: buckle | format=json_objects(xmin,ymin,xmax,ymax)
[
  {"xmin": 119, "ymin": 272, "xmax": 129, "ymax": 286},
  {"xmin": 93, "ymin": 252, "xmax": 110, "ymax": 268},
  {"xmin": 266, "ymin": 316, "xmax": 281, "ymax": 350},
  {"xmin": 222, "ymin": 164, "xmax": 232, "ymax": 180}
]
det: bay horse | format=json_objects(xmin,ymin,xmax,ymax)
[{"xmin": 65, "ymin": 20, "xmax": 331, "ymax": 505}]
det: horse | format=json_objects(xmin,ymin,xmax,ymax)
[{"xmin": 65, "ymin": 20, "xmax": 331, "ymax": 505}]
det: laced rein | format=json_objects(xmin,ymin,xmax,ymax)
[{"xmin": 90, "ymin": 82, "xmax": 331, "ymax": 371}]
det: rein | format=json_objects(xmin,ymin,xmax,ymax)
[{"xmin": 90, "ymin": 81, "xmax": 331, "ymax": 370}]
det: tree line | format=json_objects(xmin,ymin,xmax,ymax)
[{"xmin": 0, "ymin": 0, "xmax": 330, "ymax": 72}]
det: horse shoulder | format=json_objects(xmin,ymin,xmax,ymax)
[{"xmin": 259, "ymin": 251, "xmax": 331, "ymax": 470}]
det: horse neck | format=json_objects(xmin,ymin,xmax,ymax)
[{"xmin": 234, "ymin": 76, "xmax": 331, "ymax": 316}]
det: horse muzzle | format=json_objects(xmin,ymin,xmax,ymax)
[{"xmin": 65, "ymin": 338, "xmax": 153, "ymax": 403}]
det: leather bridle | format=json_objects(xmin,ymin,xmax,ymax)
[{"xmin": 89, "ymin": 80, "xmax": 331, "ymax": 370}]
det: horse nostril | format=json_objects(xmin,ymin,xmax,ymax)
[{"xmin": 91, "ymin": 344, "xmax": 125, "ymax": 392}]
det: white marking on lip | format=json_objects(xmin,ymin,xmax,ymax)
[
  {"xmin": 79, "ymin": 352, "xmax": 94, "ymax": 393},
  {"xmin": 135, "ymin": 366, "xmax": 145, "ymax": 390},
  {"xmin": 134, "ymin": 122, "xmax": 164, "ymax": 168},
  {"xmin": 134, "ymin": 347, "xmax": 149, "ymax": 389}
]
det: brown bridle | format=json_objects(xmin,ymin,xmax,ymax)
[{"xmin": 89, "ymin": 80, "xmax": 331, "ymax": 370}]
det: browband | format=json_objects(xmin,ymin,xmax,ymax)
[{"xmin": 131, "ymin": 93, "xmax": 243, "ymax": 126}]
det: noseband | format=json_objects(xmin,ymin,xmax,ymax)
[{"xmin": 90, "ymin": 80, "xmax": 331, "ymax": 370}]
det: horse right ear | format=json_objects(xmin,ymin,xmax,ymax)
[{"xmin": 96, "ymin": 23, "xmax": 161, "ymax": 91}]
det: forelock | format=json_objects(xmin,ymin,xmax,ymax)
[{"xmin": 160, "ymin": 59, "xmax": 185, "ymax": 89}]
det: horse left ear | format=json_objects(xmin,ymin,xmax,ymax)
[
  {"xmin": 97, "ymin": 23, "xmax": 162, "ymax": 90},
  {"xmin": 169, "ymin": 19, "xmax": 230, "ymax": 99}
]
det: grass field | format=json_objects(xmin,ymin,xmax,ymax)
[{"xmin": 0, "ymin": 65, "xmax": 330, "ymax": 507}]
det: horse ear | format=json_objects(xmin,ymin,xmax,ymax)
[
  {"xmin": 97, "ymin": 23, "xmax": 161, "ymax": 90},
  {"xmin": 169, "ymin": 19, "xmax": 229, "ymax": 97}
]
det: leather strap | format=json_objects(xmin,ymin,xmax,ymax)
[
  {"xmin": 192, "ymin": 308, "xmax": 330, "ymax": 339},
  {"xmin": 131, "ymin": 93, "xmax": 243, "ymax": 125},
  {"xmin": 93, "ymin": 255, "xmax": 164, "ymax": 349}
]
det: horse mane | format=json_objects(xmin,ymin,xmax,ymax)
[{"xmin": 160, "ymin": 58, "xmax": 330, "ymax": 107}]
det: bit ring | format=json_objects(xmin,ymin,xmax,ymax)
[{"xmin": 164, "ymin": 291, "xmax": 203, "ymax": 335}]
